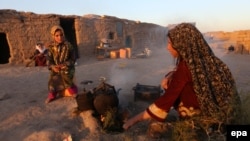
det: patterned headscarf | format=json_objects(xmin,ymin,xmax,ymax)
[
  {"xmin": 48, "ymin": 25, "xmax": 71, "ymax": 65},
  {"xmin": 50, "ymin": 25, "xmax": 65, "ymax": 37},
  {"xmin": 168, "ymin": 23, "xmax": 241, "ymax": 123}
]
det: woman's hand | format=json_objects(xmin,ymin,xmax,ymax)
[
  {"xmin": 161, "ymin": 71, "xmax": 175, "ymax": 90},
  {"xmin": 123, "ymin": 110, "xmax": 151, "ymax": 130},
  {"xmin": 38, "ymin": 53, "xmax": 43, "ymax": 56},
  {"xmin": 51, "ymin": 65, "xmax": 60, "ymax": 73}
]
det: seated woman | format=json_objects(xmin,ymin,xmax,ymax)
[
  {"xmin": 123, "ymin": 23, "xmax": 241, "ymax": 137},
  {"xmin": 28, "ymin": 43, "xmax": 48, "ymax": 66}
]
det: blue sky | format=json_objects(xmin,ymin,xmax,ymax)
[{"xmin": 0, "ymin": 0, "xmax": 250, "ymax": 32}]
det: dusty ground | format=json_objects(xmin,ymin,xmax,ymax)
[{"xmin": 0, "ymin": 44, "xmax": 249, "ymax": 141}]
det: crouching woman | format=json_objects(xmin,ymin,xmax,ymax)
[{"xmin": 123, "ymin": 23, "xmax": 241, "ymax": 138}]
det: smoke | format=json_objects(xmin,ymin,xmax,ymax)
[
  {"xmin": 106, "ymin": 46, "xmax": 176, "ymax": 107},
  {"xmin": 109, "ymin": 61, "xmax": 135, "ymax": 87},
  {"xmin": 106, "ymin": 25, "xmax": 173, "ymax": 107},
  {"xmin": 108, "ymin": 60, "xmax": 136, "ymax": 107}
]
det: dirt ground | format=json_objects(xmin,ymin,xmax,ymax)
[{"xmin": 0, "ymin": 44, "xmax": 249, "ymax": 141}]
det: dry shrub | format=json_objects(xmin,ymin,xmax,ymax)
[
  {"xmin": 102, "ymin": 107, "xmax": 124, "ymax": 133},
  {"xmin": 239, "ymin": 91, "xmax": 250, "ymax": 124},
  {"xmin": 170, "ymin": 117, "xmax": 227, "ymax": 141},
  {"xmin": 169, "ymin": 91, "xmax": 250, "ymax": 141}
]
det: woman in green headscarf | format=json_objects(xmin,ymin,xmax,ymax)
[
  {"xmin": 123, "ymin": 23, "xmax": 241, "ymax": 130},
  {"xmin": 45, "ymin": 25, "xmax": 78, "ymax": 104}
]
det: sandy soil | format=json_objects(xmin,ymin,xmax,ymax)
[{"xmin": 0, "ymin": 44, "xmax": 249, "ymax": 141}]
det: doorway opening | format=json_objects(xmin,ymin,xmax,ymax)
[
  {"xmin": 60, "ymin": 18, "xmax": 79, "ymax": 58},
  {"xmin": 125, "ymin": 36, "xmax": 132, "ymax": 47},
  {"xmin": 108, "ymin": 32, "xmax": 114, "ymax": 40},
  {"xmin": 0, "ymin": 33, "xmax": 10, "ymax": 64}
]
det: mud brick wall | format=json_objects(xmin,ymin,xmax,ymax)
[{"xmin": 0, "ymin": 10, "xmax": 167, "ymax": 65}]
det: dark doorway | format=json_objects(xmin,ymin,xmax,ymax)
[
  {"xmin": 108, "ymin": 32, "xmax": 114, "ymax": 40},
  {"xmin": 0, "ymin": 33, "xmax": 10, "ymax": 64},
  {"xmin": 125, "ymin": 36, "xmax": 132, "ymax": 47},
  {"xmin": 60, "ymin": 18, "xmax": 79, "ymax": 58}
]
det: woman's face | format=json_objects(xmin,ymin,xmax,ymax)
[
  {"xmin": 167, "ymin": 38, "xmax": 179, "ymax": 58},
  {"xmin": 37, "ymin": 44, "xmax": 42, "ymax": 49},
  {"xmin": 53, "ymin": 30, "xmax": 65, "ymax": 43}
]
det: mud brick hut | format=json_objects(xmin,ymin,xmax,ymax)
[
  {"xmin": 203, "ymin": 31, "xmax": 250, "ymax": 54},
  {"xmin": 0, "ymin": 9, "xmax": 167, "ymax": 65}
]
